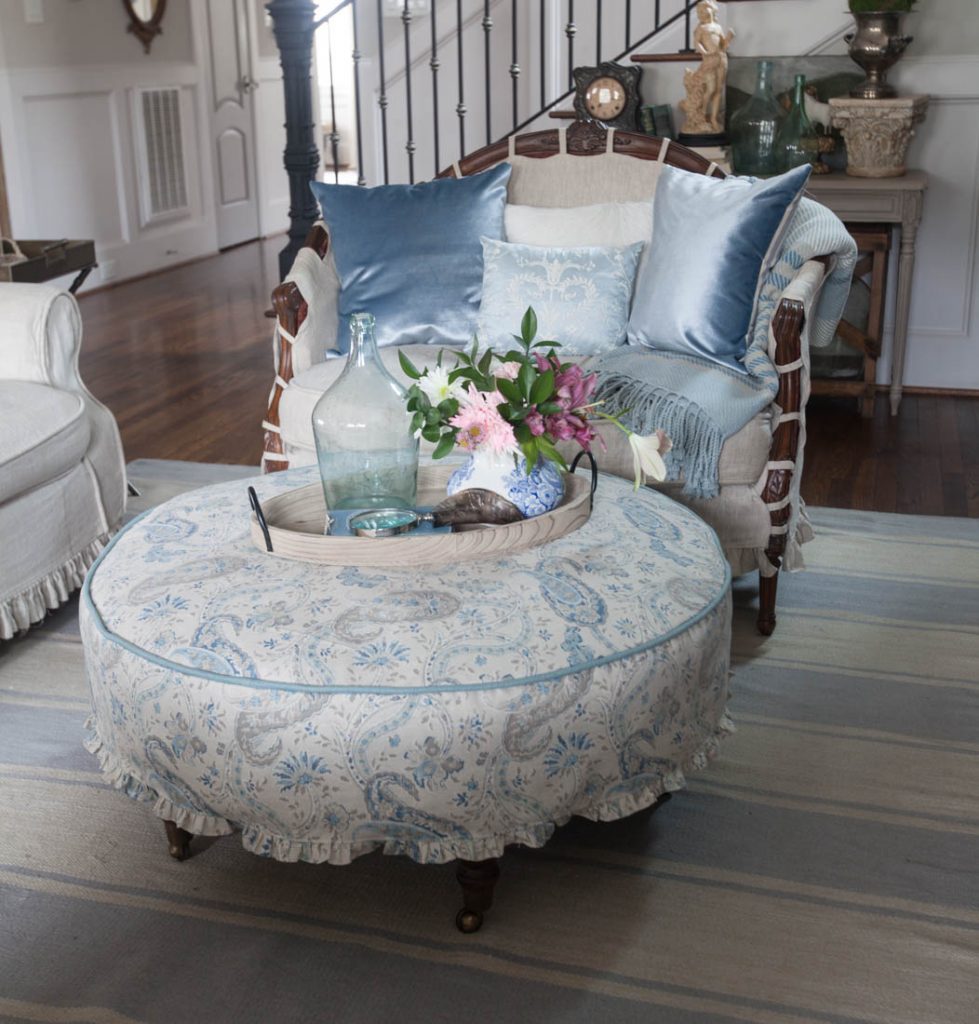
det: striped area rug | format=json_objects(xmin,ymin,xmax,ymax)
[{"xmin": 1, "ymin": 464, "xmax": 977, "ymax": 1024}]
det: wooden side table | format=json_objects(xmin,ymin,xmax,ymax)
[
  {"xmin": 810, "ymin": 224, "xmax": 889, "ymax": 418},
  {"xmin": 806, "ymin": 172, "xmax": 928, "ymax": 415}
]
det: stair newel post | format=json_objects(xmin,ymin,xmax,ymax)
[
  {"xmin": 352, "ymin": 1, "xmax": 366, "ymax": 186},
  {"xmin": 267, "ymin": 0, "xmax": 322, "ymax": 281},
  {"xmin": 402, "ymin": 1, "xmax": 415, "ymax": 184},
  {"xmin": 430, "ymin": 1, "xmax": 440, "ymax": 174},
  {"xmin": 456, "ymin": 0, "xmax": 466, "ymax": 156}
]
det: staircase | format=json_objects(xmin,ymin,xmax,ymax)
[{"xmin": 266, "ymin": 0, "xmax": 721, "ymax": 276}]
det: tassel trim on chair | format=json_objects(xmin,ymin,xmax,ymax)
[{"xmin": 1, "ymin": 533, "xmax": 111, "ymax": 640}]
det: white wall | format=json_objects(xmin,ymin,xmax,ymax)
[{"xmin": 0, "ymin": 0, "xmax": 288, "ymax": 290}]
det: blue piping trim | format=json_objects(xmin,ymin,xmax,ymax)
[{"xmin": 81, "ymin": 501, "xmax": 732, "ymax": 696}]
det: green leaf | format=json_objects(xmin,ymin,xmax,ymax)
[
  {"xmin": 536, "ymin": 435, "xmax": 568, "ymax": 471},
  {"xmin": 477, "ymin": 348, "xmax": 494, "ymax": 376},
  {"xmin": 437, "ymin": 398, "xmax": 458, "ymax": 417},
  {"xmin": 514, "ymin": 423, "xmax": 532, "ymax": 444},
  {"xmin": 518, "ymin": 361, "xmax": 536, "ymax": 401},
  {"xmin": 519, "ymin": 438, "xmax": 539, "ymax": 472},
  {"xmin": 532, "ymin": 339, "xmax": 561, "ymax": 349},
  {"xmin": 421, "ymin": 425, "xmax": 441, "ymax": 443},
  {"xmin": 520, "ymin": 307, "xmax": 538, "ymax": 345},
  {"xmin": 410, "ymin": 412, "xmax": 424, "ymax": 433},
  {"xmin": 538, "ymin": 401, "xmax": 562, "ymax": 415},
  {"xmin": 496, "ymin": 377, "xmax": 522, "ymax": 405},
  {"xmin": 530, "ymin": 369, "xmax": 554, "ymax": 406},
  {"xmin": 398, "ymin": 350, "xmax": 422, "ymax": 380},
  {"xmin": 432, "ymin": 432, "xmax": 456, "ymax": 460},
  {"xmin": 508, "ymin": 406, "xmax": 528, "ymax": 422}
]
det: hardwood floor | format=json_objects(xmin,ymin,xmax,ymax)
[{"xmin": 78, "ymin": 239, "xmax": 979, "ymax": 517}]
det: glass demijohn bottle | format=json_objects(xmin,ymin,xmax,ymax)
[
  {"xmin": 775, "ymin": 73, "xmax": 820, "ymax": 173},
  {"xmin": 729, "ymin": 60, "xmax": 785, "ymax": 177},
  {"xmin": 312, "ymin": 312, "xmax": 419, "ymax": 513}
]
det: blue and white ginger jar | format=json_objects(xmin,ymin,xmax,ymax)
[{"xmin": 446, "ymin": 449, "xmax": 565, "ymax": 518}]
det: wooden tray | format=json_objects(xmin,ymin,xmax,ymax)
[{"xmin": 250, "ymin": 464, "xmax": 592, "ymax": 567}]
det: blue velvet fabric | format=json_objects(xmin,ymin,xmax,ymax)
[
  {"xmin": 627, "ymin": 164, "xmax": 811, "ymax": 373},
  {"xmin": 311, "ymin": 164, "xmax": 511, "ymax": 352}
]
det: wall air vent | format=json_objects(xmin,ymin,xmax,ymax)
[{"xmin": 135, "ymin": 87, "xmax": 189, "ymax": 225}]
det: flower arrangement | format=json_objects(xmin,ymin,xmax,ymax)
[{"xmin": 398, "ymin": 308, "xmax": 670, "ymax": 490}]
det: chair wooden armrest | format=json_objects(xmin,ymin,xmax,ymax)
[
  {"xmin": 262, "ymin": 224, "xmax": 330, "ymax": 472},
  {"xmin": 757, "ymin": 296, "xmax": 805, "ymax": 635}
]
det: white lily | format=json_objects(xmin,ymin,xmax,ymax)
[
  {"xmin": 627, "ymin": 430, "xmax": 671, "ymax": 489},
  {"xmin": 418, "ymin": 364, "xmax": 466, "ymax": 406}
]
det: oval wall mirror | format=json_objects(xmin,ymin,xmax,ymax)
[{"xmin": 123, "ymin": 0, "xmax": 168, "ymax": 54}]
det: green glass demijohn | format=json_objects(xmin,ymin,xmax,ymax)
[
  {"xmin": 729, "ymin": 60, "xmax": 785, "ymax": 177},
  {"xmin": 312, "ymin": 312, "xmax": 419, "ymax": 513},
  {"xmin": 775, "ymin": 73, "xmax": 821, "ymax": 173}
]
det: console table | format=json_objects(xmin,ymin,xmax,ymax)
[{"xmin": 807, "ymin": 172, "xmax": 928, "ymax": 416}]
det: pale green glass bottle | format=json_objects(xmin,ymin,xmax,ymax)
[
  {"xmin": 312, "ymin": 313, "xmax": 419, "ymax": 512},
  {"xmin": 775, "ymin": 74, "xmax": 821, "ymax": 173},
  {"xmin": 729, "ymin": 60, "xmax": 785, "ymax": 177}
]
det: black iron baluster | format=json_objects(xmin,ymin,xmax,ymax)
[
  {"xmin": 510, "ymin": 0, "xmax": 519, "ymax": 130},
  {"xmin": 402, "ymin": 0, "xmax": 415, "ymax": 183},
  {"xmin": 351, "ymin": 0, "xmax": 365, "ymax": 185},
  {"xmin": 655, "ymin": 0, "xmax": 660, "ymax": 31},
  {"xmin": 483, "ymin": 0, "xmax": 493, "ymax": 145},
  {"xmin": 430, "ymin": 0, "xmax": 440, "ymax": 173},
  {"xmin": 456, "ymin": 0, "xmax": 466, "ymax": 156},
  {"xmin": 326, "ymin": 20, "xmax": 340, "ymax": 183},
  {"xmin": 625, "ymin": 0, "xmax": 631, "ymax": 48},
  {"xmin": 566, "ymin": 0, "xmax": 575, "ymax": 90},
  {"xmin": 376, "ymin": 0, "xmax": 389, "ymax": 184},
  {"xmin": 683, "ymin": 0, "xmax": 693, "ymax": 52},
  {"xmin": 539, "ymin": 0, "xmax": 546, "ymax": 110},
  {"xmin": 596, "ymin": 0, "xmax": 602, "ymax": 64}
]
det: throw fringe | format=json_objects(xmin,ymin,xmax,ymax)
[
  {"xmin": 1, "ymin": 534, "xmax": 110, "ymax": 640},
  {"xmin": 594, "ymin": 373, "xmax": 725, "ymax": 499}
]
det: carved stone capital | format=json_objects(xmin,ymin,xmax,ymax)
[{"xmin": 829, "ymin": 95, "xmax": 929, "ymax": 178}]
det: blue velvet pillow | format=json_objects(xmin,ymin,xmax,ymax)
[
  {"xmin": 310, "ymin": 164, "xmax": 511, "ymax": 352},
  {"xmin": 627, "ymin": 163, "xmax": 811, "ymax": 373},
  {"xmin": 477, "ymin": 238, "xmax": 643, "ymax": 355}
]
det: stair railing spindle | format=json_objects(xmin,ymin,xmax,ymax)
[
  {"xmin": 456, "ymin": 0, "xmax": 466, "ymax": 156},
  {"xmin": 566, "ymin": 0, "xmax": 575, "ymax": 90},
  {"xmin": 375, "ymin": 0, "xmax": 389, "ymax": 183},
  {"xmin": 596, "ymin": 0, "xmax": 602, "ymax": 64},
  {"xmin": 351, "ymin": 0, "xmax": 365, "ymax": 185},
  {"xmin": 539, "ymin": 0, "xmax": 546, "ymax": 110},
  {"xmin": 325, "ymin": 21, "xmax": 340, "ymax": 183},
  {"xmin": 483, "ymin": 0, "xmax": 493, "ymax": 145},
  {"xmin": 510, "ymin": 0, "xmax": 519, "ymax": 130},
  {"xmin": 430, "ymin": 0, "xmax": 440, "ymax": 174},
  {"xmin": 402, "ymin": 0, "xmax": 415, "ymax": 183}
]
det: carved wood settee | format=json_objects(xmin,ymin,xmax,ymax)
[{"xmin": 261, "ymin": 123, "xmax": 826, "ymax": 635}]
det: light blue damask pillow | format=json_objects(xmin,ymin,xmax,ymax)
[
  {"xmin": 310, "ymin": 164, "xmax": 511, "ymax": 352},
  {"xmin": 476, "ymin": 237, "xmax": 644, "ymax": 355},
  {"xmin": 628, "ymin": 163, "xmax": 812, "ymax": 373}
]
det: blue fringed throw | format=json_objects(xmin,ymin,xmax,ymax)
[{"xmin": 592, "ymin": 197, "xmax": 857, "ymax": 500}]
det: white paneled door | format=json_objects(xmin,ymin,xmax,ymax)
[{"xmin": 207, "ymin": 0, "xmax": 260, "ymax": 248}]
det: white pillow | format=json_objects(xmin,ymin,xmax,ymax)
[
  {"xmin": 504, "ymin": 200, "xmax": 653, "ymax": 248},
  {"xmin": 504, "ymin": 201, "xmax": 654, "ymax": 305}
]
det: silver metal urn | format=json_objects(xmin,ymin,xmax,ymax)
[{"xmin": 845, "ymin": 11, "xmax": 913, "ymax": 99}]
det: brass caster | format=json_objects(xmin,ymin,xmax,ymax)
[{"xmin": 456, "ymin": 908, "xmax": 484, "ymax": 934}]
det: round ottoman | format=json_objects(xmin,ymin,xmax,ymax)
[{"xmin": 81, "ymin": 467, "xmax": 732, "ymax": 930}]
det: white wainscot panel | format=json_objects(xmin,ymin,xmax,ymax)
[
  {"xmin": 255, "ymin": 68, "xmax": 289, "ymax": 236},
  {"xmin": 23, "ymin": 91, "xmax": 126, "ymax": 244}
]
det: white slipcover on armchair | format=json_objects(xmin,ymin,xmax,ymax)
[{"xmin": 0, "ymin": 283, "xmax": 126, "ymax": 638}]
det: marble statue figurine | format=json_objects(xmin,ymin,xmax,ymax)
[{"xmin": 679, "ymin": 0, "xmax": 734, "ymax": 140}]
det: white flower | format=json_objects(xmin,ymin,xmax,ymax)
[
  {"xmin": 418, "ymin": 364, "xmax": 466, "ymax": 406},
  {"xmin": 628, "ymin": 430, "xmax": 670, "ymax": 489},
  {"xmin": 495, "ymin": 360, "xmax": 522, "ymax": 381}
]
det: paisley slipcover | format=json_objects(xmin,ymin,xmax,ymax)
[{"xmin": 82, "ymin": 468, "xmax": 733, "ymax": 865}]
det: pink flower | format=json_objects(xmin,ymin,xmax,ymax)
[
  {"xmin": 495, "ymin": 361, "xmax": 521, "ymax": 381},
  {"xmin": 450, "ymin": 384, "xmax": 519, "ymax": 455},
  {"xmin": 525, "ymin": 409, "xmax": 546, "ymax": 436}
]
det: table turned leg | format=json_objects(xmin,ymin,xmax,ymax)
[
  {"xmin": 163, "ymin": 820, "xmax": 193, "ymax": 861},
  {"xmin": 455, "ymin": 858, "xmax": 500, "ymax": 934}
]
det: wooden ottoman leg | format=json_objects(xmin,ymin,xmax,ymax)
[
  {"xmin": 758, "ymin": 570, "xmax": 779, "ymax": 637},
  {"xmin": 164, "ymin": 820, "xmax": 193, "ymax": 861},
  {"xmin": 455, "ymin": 858, "xmax": 500, "ymax": 934}
]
